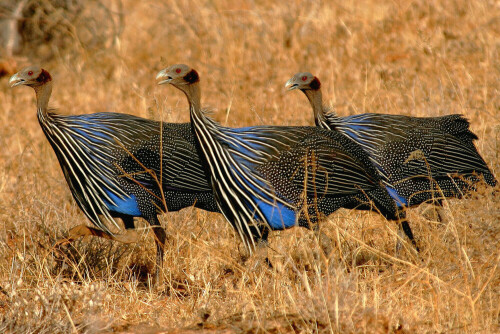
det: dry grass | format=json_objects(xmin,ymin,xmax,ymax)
[{"xmin": 0, "ymin": 0, "xmax": 499, "ymax": 332}]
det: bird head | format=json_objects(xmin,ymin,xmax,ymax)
[
  {"xmin": 9, "ymin": 66, "xmax": 52, "ymax": 88},
  {"xmin": 285, "ymin": 72, "xmax": 321, "ymax": 91},
  {"xmin": 156, "ymin": 64, "xmax": 199, "ymax": 87}
]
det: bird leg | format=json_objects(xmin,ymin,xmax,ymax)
[
  {"xmin": 421, "ymin": 200, "xmax": 449, "ymax": 225},
  {"xmin": 395, "ymin": 219, "xmax": 420, "ymax": 254},
  {"xmin": 148, "ymin": 216, "xmax": 166, "ymax": 285},
  {"xmin": 435, "ymin": 205, "xmax": 449, "ymax": 225},
  {"xmin": 55, "ymin": 223, "xmax": 140, "ymax": 247},
  {"xmin": 244, "ymin": 227, "xmax": 274, "ymax": 270},
  {"xmin": 306, "ymin": 213, "xmax": 334, "ymax": 257},
  {"xmin": 246, "ymin": 238, "xmax": 273, "ymax": 272},
  {"xmin": 312, "ymin": 225, "xmax": 334, "ymax": 258}
]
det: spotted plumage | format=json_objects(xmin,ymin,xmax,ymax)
[
  {"xmin": 9, "ymin": 66, "xmax": 219, "ymax": 280},
  {"xmin": 286, "ymin": 72, "xmax": 497, "ymax": 209},
  {"xmin": 157, "ymin": 64, "xmax": 416, "ymax": 252}
]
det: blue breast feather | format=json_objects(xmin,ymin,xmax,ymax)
[
  {"xmin": 220, "ymin": 128, "xmax": 299, "ymax": 229},
  {"xmin": 385, "ymin": 185, "xmax": 408, "ymax": 208},
  {"xmin": 229, "ymin": 166, "xmax": 297, "ymax": 229},
  {"xmin": 65, "ymin": 115, "xmax": 143, "ymax": 214},
  {"xmin": 255, "ymin": 199, "xmax": 297, "ymax": 229},
  {"xmin": 102, "ymin": 190, "xmax": 141, "ymax": 216}
]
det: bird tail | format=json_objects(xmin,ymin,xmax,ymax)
[{"xmin": 439, "ymin": 115, "xmax": 478, "ymax": 141}]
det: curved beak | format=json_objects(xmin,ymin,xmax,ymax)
[
  {"xmin": 9, "ymin": 73, "xmax": 24, "ymax": 87},
  {"xmin": 285, "ymin": 78, "xmax": 298, "ymax": 91},
  {"xmin": 156, "ymin": 69, "xmax": 172, "ymax": 85}
]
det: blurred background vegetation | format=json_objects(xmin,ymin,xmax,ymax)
[{"xmin": 0, "ymin": 0, "xmax": 498, "ymax": 332}]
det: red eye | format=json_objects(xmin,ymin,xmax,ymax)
[
  {"xmin": 28, "ymin": 71, "xmax": 33, "ymax": 76},
  {"xmin": 175, "ymin": 68, "xmax": 181, "ymax": 74},
  {"xmin": 301, "ymin": 76, "xmax": 307, "ymax": 81}
]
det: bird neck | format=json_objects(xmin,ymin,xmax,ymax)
[
  {"xmin": 34, "ymin": 81, "xmax": 52, "ymax": 115},
  {"xmin": 182, "ymin": 82, "xmax": 203, "ymax": 119},
  {"xmin": 303, "ymin": 88, "xmax": 327, "ymax": 126}
]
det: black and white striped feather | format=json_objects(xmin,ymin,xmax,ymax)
[{"xmin": 39, "ymin": 109, "xmax": 218, "ymax": 235}]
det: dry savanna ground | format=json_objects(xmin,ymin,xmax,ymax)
[{"xmin": 0, "ymin": 0, "xmax": 499, "ymax": 333}]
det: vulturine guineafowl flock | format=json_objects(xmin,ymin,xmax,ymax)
[
  {"xmin": 9, "ymin": 66, "xmax": 220, "ymax": 282},
  {"xmin": 286, "ymin": 72, "xmax": 497, "ymax": 220},
  {"xmin": 156, "ymin": 64, "xmax": 417, "ymax": 254}
]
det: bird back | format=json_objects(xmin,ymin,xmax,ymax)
[{"xmin": 324, "ymin": 112, "xmax": 497, "ymax": 204}]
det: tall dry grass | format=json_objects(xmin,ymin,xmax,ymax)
[{"xmin": 0, "ymin": 0, "xmax": 498, "ymax": 332}]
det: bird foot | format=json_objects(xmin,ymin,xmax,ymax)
[
  {"xmin": 421, "ymin": 204, "xmax": 449, "ymax": 225},
  {"xmin": 315, "ymin": 230, "xmax": 335, "ymax": 258},
  {"xmin": 395, "ymin": 227, "xmax": 420, "ymax": 256},
  {"xmin": 244, "ymin": 243, "xmax": 274, "ymax": 272}
]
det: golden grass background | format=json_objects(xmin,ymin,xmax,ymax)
[{"xmin": 0, "ymin": 0, "xmax": 499, "ymax": 332}]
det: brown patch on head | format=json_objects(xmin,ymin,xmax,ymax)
[
  {"xmin": 183, "ymin": 69, "xmax": 199, "ymax": 84},
  {"xmin": 36, "ymin": 69, "xmax": 52, "ymax": 84},
  {"xmin": 309, "ymin": 77, "xmax": 321, "ymax": 90}
]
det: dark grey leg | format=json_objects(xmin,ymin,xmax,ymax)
[
  {"xmin": 122, "ymin": 216, "xmax": 135, "ymax": 229},
  {"xmin": 311, "ymin": 224, "xmax": 334, "ymax": 257},
  {"xmin": 400, "ymin": 219, "xmax": 419, "ymax": 252},
  {"xmin": 435, "ymin": 204, "xmax": 449, "ymax": 225},
  {"xmin": 147, "ymin": 215, "xmax": 166, "ymax": 285}
]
